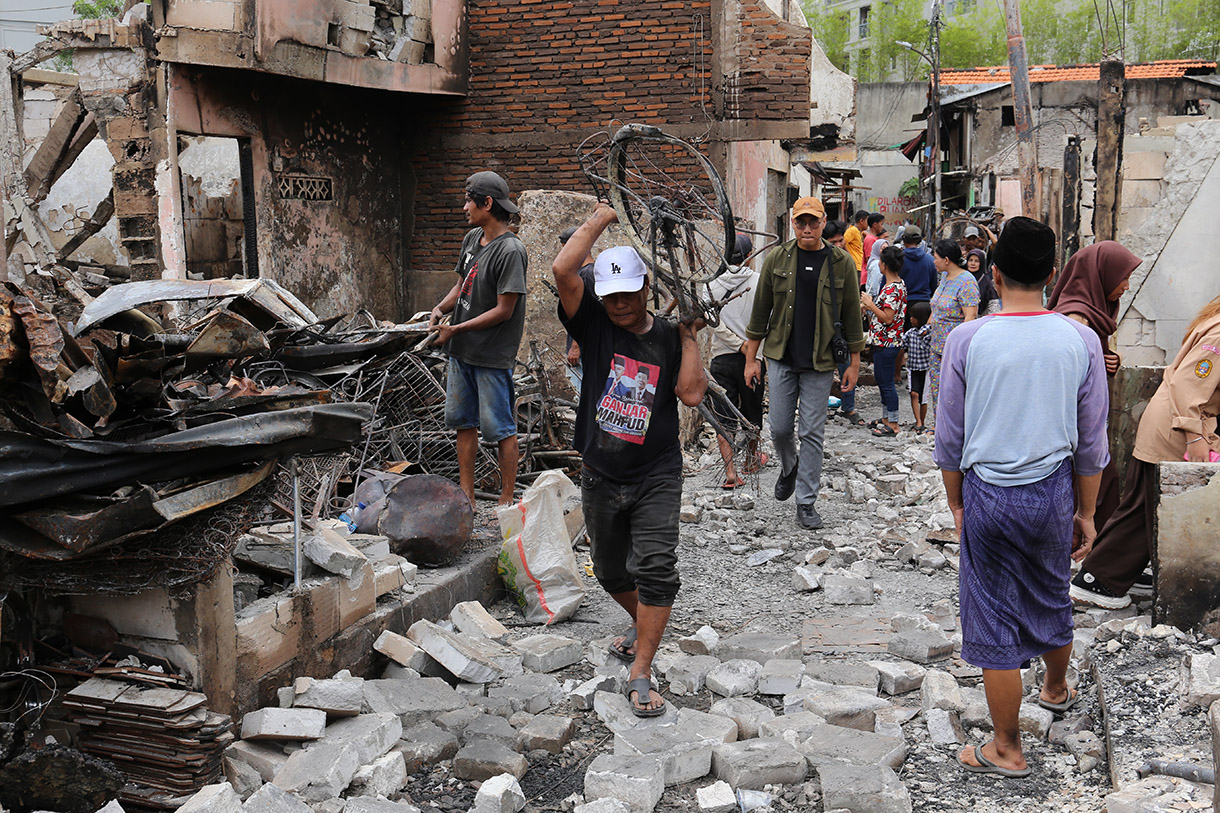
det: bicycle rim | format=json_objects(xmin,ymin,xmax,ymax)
[{"xmin": 607, "ymin": 131, "xmax": 735, "ymax": 287}]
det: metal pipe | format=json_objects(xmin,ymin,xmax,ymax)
[
  {"xmin": 1137, "ymin": 759, "xmax": 1215, "ymax": 785},
  {"xmin": 291, "ymin": 457, "xmax": 301, "ymax": 591},
  {"xmin": 1003, "ymin": 0, "xmax": 1040, "ymax": 217}
]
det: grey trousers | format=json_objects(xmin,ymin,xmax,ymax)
[{"xmin": 767, "ymin": 358, "xmax": 833, "ymax": 505}]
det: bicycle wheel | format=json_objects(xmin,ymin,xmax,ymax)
[{"xmin": 606, "ymin": 125, "xmax": 735, "ymax": 288}]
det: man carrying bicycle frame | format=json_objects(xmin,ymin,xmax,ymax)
[
  {"xmin": 743, "ymin": 196, "xmax": 866, "ymax": 530},
  {"xmin": 552, "ymin": 202, "xmax": 707, "ymax": 718}
]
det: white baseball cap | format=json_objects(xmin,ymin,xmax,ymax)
[{"xmin": 593, "ymin": 246, "xmax": 647, "ymax": 296}]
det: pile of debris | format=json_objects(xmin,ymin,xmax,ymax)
[{"xmin": 64, "ymin": 679, "xmax": 234, "ymax": 808}]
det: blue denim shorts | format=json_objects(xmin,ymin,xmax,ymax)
[{"xmin": 444, "ymin": 357, "xmax": 517, "ymax": 442}]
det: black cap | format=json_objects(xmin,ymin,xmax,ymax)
[
  {"xmin": 730, "ymin": 233, "xmax": 753, "ymax": 264},
  {"xmin": 993, "ymin": 216, "xmax": 1056, "ymax": 284},
  {"xmin": 466, "ymin": 171, "xmax": 518, "ymax": 214},
  {"xmin": 559, "ymin": 226, "xmax": 578, "ymax": 244}
]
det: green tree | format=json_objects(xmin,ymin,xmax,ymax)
[
  {"xmin": 72, "ymin": 0, "xmax": 125, "ymax": 17},
  {"xmin": 939, "ymin": 2, "xmax": 1005, "ymax": 70},
  {"xmin": 803, "ymin": 0, "xmax": 853, "ymax": 73}
]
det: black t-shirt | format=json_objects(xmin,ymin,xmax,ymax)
[
  {"xmin": 448, "ymin": 229, "xmax": 528, "ymax": 369},
  {"xmin": 559, "ymin": 286, "xmax": 683, "ymax": 483},
  {"xmin": 782, "ymin": 245, "xmax": 831, "ymax": 371},
  {"xmin": 564, "ymin": 262, "xmax": 597, "ymax": 352}
]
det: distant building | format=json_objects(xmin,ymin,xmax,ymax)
[{"xmin": 0, "ymin": 1, "xmax": 74, "ymax": 53}]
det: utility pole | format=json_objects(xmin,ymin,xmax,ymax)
[
  {"xmin": 1002, "ymin": 0, "xmax": 1040, "ymax": 218},
  {"xmin": 1094, "ymin": 57, "xmax": 1126, "ymax": 242},
  {"xmin": 930, "ymin": 1, "xmax": 942, "ymax": 235}
]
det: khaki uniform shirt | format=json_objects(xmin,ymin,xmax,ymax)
[{"xmin": 1132, "ymin": 314, "xmax": 1220, "ymax": 462}]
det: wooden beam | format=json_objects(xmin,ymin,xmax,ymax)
[
  {"xmin": 13, "ymin": 40, "xmax": 71, "ymax": 75},
  {"xmin": 23, "ymin": 88, "xmax": 87, "ymax": 203},
  {"xmin": 46, "ymin": 113, "xmax": 98, "ymax": 195},
  {"xmin": 20, "ymin": 68, "xmax": 79, "ymax": 87},
  {"xmin": 58, "ymin": 190, "xmax": 114, "ymax": 261}
]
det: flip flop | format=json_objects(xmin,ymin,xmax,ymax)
[
  {"xmin": 841, "ymin": 411, "xmax": 867, "ymax": 427},
  {"xmin": 741, "ymin": 453, "xmax": 769, "ymax": 475},
  {"xmin": 607, "ymin": 627, "xmax": 637, "ymax": 662},
  {"xmin": 624, "ymin": 676, "xmax": 665, "ymax": 718},
  {"xmin": 958, "ymin": 744, "xmax": 1032, "ymax": 778},
  {"xmin": 871, "ymin": 424, "xmax": 897, "ymax": 437},
  {"xmin": 913, "ymin": 424, "xmax": 927, "ymax": 434},
  {"xmin": 1037, "ymin": 687, "xmax": 1081, "ymax": 713},
  {"xmin": 721, "ymin": 479, "xmax": 745, "ymax": 490}
]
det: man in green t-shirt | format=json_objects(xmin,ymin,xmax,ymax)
[{"xmin": 429, "ymin": 171, "xmax": 528, "ymax": 507}]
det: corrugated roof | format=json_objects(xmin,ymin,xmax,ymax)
[{"xmin": 940, "ymin": 59, "xmax": 1216, "ymax": 85}]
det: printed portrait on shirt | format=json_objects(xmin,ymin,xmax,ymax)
[{"xmin": 597, "ymin": 354, "xmax": 659, "ymax": 444}]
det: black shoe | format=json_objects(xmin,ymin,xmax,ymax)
[
  {"xmin": 797, "ymin": 503, "xmax": 823, "ymax": 530},
  {"xmin": 1128, "ymin": 571, "xmax": 1154, "ymax": 599},
  {"xmin": 774, "ymin": 465, "xmax": 797, "ymax": 502},
  {"xmin": 1069, "ymin": 570, "xmax": 1132, "ymax": 609}
]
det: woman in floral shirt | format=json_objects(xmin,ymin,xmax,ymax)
[
  {"xmin": 861, "ymin": 245, "xmax": 908, "ymax": 436},
  {"xmin": 928, "ymin": 239, "xmax": 980, "ymax": 412}
]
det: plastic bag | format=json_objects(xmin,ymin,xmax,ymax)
[{"xmin": 496, "ymin": 470, "xmax": 585, "ymax": 624}]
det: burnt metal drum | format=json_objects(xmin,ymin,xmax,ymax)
[{"xmin": 377, "ymin": 474, "xmax": 473, "ymax": 565}]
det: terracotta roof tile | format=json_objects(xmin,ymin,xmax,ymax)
[{"xmin": 940, "ymin": 59, "xmax": 1216, "ymax": 85}]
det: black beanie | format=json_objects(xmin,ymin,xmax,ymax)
[{"xmin": 993, "ymin": 216, "xmax": 1056, "ymax": 284}]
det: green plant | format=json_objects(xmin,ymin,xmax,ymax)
[
  {"xmin": 899, "ymin": 176, "xmax": 921, "ymax": 198},
  {"xmin": 72, "ymin": 0, "xmax": 125, "ymax": 17}
]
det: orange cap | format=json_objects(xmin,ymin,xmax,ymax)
[{"xmin": 791, "ymin": 196, "xmax": 826, "ymax": 219}]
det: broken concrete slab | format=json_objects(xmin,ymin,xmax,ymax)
[
  {"xmin": 471, "ymin": 772, "xmax": 526, "ymax": 813},
  {"xmin": 584, "ymin": 753, "xmax": 665, "ymax": 813},
  {"xmin": 1187, "ymin": 653, "xmax": 1220, "ymax": 708},
  {"xmin": 177, "ymin": 783, "xmax": 243, "ymax": 813},
  {"xmin": 676, "ymin": 708, "xmax": 739, "ymax": 744},
  {"xmin": 348, "ymin": 751, "xmax": 407, "ymax": 798},
  {"xmin": 1019, "ymin": 703, "xmax": 1054, "ymax": 739},
  {"xmin": 797, "ymin": 722, "xmax": 907, "ymax": 769},
  {"xmin": 920, "ymin": 670, "xmax": 965, "ymax": 713},
  {"xmin": 240, "ymin": 708, "xmax": 326, "ymax": 741},
  {"xmin": 461, "ymin": 714, "xmax": 519, "ymax": 748},
  {"xmin": 241, "ymin": 782, "xmax": 311, "ymax": 813},
  {"xmin": 714, "ymin": 633, "xmax": 801, "ymax": 664},
  {"xmin": 394, "ymin": 722, "xmax": 459, "ymax": 772},
  {"xmin": 710, "ymin": 737, "xmax": 807, "ymax": 789},
  {"xmin": 818, "ymin": 763, "xmax": 912, "ymax": 812},
  {"xmin": 512, "ymin": 634, "xmax": 583, "ymax": 673},
  {"xmin": 707, "ymin": 697, "xmax": 775, "ymax": 739},
  {"xmin": 488, "ymin": 673, "xmax": 564, "ymax": 715},
  {"xmin": 315, "ymin": 712, "xmax": 403, "ymax": 765},
  {"xmin": 292, "ymin": 677, "xmax": 364, "ymax": 717},
  {"xmin": 517, "ymin": 714, "xmax": 575, "ymax": 754},
  {"xmin": 925, "ymin": 708, "xmax": 965, "ymax": 745},
  {"xmin": 757, "ymin": 710, "xmax": 827, "ymax": 743},
  {"xmin": 407, "ymin": 619, "xmax": 523, "ymax": 683},
  {"xmin": 223, "ymin": 752, "xmax": 262, "ymax": 799},
  {"xmin": 791, "ymin": 566, "xmax": 822, "ymax": 592},
  {"xmin": 695, "ymin": 780, "xmax": 737, "ymax": 813},
  {"xmin": 571, "ymin": 674, "xmax": 619, "ymax": 710},
  {"xmin": 451, "ymin": 601, "xmax": 510, "ymax": 643},
  {"xmin": 822, "ymin": 574, "xmax": 875, "ymax": 605},
  {"xmin": 373, "ymin": 631, "xmax": 432, "ymax": 673},
  {"xmin": 303, "ymin": 528, "xmax": 367, "ymax": 579},
  {"xmin": 452, "ymin": 739, "xmax": 528, "ymax": 781},
  {"xmin": 870, "ymin": 660, "xmax": 926, "ymax": 696},
  {"xmin": 362, "ymin": 678, "xmax": 466, "ymax": 727},
  {"xmin": 272, "ymin": 742, "xmax": 360, "ymax": 803},
  {"xmin": 803, "ymin": 661, "xmax": 877, "ymax": 689},
  {"xmin": 678, "ymin": 625, "xmax": 720, "ymax": 656},
  {"xmin": 343, "ymin": 797, "xmax": 421, "ymax": 813},
  {"xmin": 593, "ymin": 690, "xmax": 679, "ymax": 735},
  {"xmin": 705, "ymin": 659, "xmax": 762, "ymax": 697},
  {"xmin": 756, "ymin": 660, "xmax": 805, "ymax": 697},
  {"xmin": 614, "ymin": 723, "xmax": 717, "ymax": 786},
  {"xmin": 573, "ymin": 799, "xmax": 632, "ymax": 813},
  {"xmin": 886, "ymin": 629, "xmax": 954, "ymax": 663},
  {"xmin": 800, "ymin": 687, "xmax": 890, "ymax": 731},
  {"xmin": 223, "ymin": 740, "xmax": 288, "ymax": 782},
  {"xmin": 666, "ymin": 654, "xmax": 720, "ymax": 695}
]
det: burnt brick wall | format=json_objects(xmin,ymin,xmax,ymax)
[{"xmin": 401, "ymin": 0, "xmax": 812, "ymax": 317}]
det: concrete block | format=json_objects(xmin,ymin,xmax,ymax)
[
  {"xmin": 462, "ymin": 714, "xmax": 519, "ymax": 747},
  {"xmin": 1190, "ymin": 654, "xmax": 1220, "ymax": 710},
  {"xmin": 236, "ymin": 594, "xmax": 301, "ymax": 679},
  {"xmin": 886, "ymin": 629, "xmax": 954, "ymax": 663},
  {"xmin": 348, "ymin": 751, "xmax": 407, "ymax": 797},
  {"xmin": 801, "ymin": 687, "xmax": 889, "ymax": 731},
  {"xmin": 1019, "ymin": 703, "xmax": 1054, "ymax": 739},
  {"xmin": 488, "ymin": 673, "xmax": 564, "ymax": 714},
  {"xmin": 224, "ymin": 740, "xmax": 287, "ymax": 782},
  {"xmin": 711, "ymin": 738, "xmax": 807, "ymax": 789},
  {"xmin": 372, "ymin": 557, "xmax": 407, "ymax": 596},
  {"xmin": 757, "ymin": 659, "xmax": 804, "ymax": 695},
  {"xmin": 303, "ymin": 528, "xmax": 367, "ymax": 578},
  {"xmin": 512, "ymin": 634, "xmax": 583, "ymax": 672},
  {"xmin": 823, "ymin": 575, "xmax": 875, "ymax": 605},
  {"xmin": 337, "ymin": 561, "xmax": 376, "ymax": 628},
  {"xmin": 373, "ymin": 630, "xmax": 430, "ymax": 672},
  {"xmin": 708, "ymin": 697, "xmax": 775, "ymax": 739},
  {"xmin": 584, "ymin": 754, "xmax": 665, "ymax": 813},
  {"xmin": 819, "ymin": 764, "xmax": 912, "ymax": 813},
  {"xmin": 695, "ymin": 780, "xmax": 737, "ymax": 812},
  {"xmin": 343, "ymin": 798, "xmax": 420, "ymax": 813},
  {"xmin": 272, "ymin": 742, "xmax": 360, "ymax": 803},
  {"xmin": 678, "ymin": 626, "xmax": 720, "ymax": 655},
  {"xmin": 240, "ymin": 708, "xmax": 326, "ymax": 741},
  {"xmin": 177, "ymin": 783, "xmax": 243, "ymax": 813},
  {"xmin": 517, "ymin": 714, "xmax": 575, "ymax": 753},
  {"xmin": 573, "ymin": 800, "xmax": 631, "ymax": 813},
  {"xmin": 705, "ymin": 659, "xmax": 762, "ymax": 697},
  {"xmin": 222, "ymin": 753, "xmax": 262, "ymax": 799},
  {"xmin": 451, "ymin": 601, "xmax": 509, "ymax": 643},
  {"xmin": 394, "ymin": 721, "xmax": 459, "ymax": 771},
  {"xmin": 292, "ymin": 677, "xmax": 364, "ymax": 717},
  {"xmin": 593, "ymin": 690, "xmax": 679, "ymax": 735},
  {"xmin": 798, "ymin": 722, "xmax": 906, "ymax": 769},
  {"xmin": 757, "ymin": 710, "xmax": 827, "ymax": 742},
  {"xmin": 453, "ymin": 739, "xmax": 528, "ymax": 781},
  {"xmin": 791, "ymin": 566, "xmax": 822, "ymax": 592},
  {"xmin": 407, "ymin": 619, "xmax": 522, "ymax": 683},
  {"xmin": 676, "ymin": 708, "xmax": 739, "ymax": 744},
  {"xmin": 869, "ymin": 660, "xmax": 925, "ymax": 696},
  {"xmin": 472, "ymin": 772, "xmax": 526, "ymax": 813},
  {"xmin": 666, "ymin": 654, "xmax": 719, "ymax": 695},
  {"xmin": 572, "ymin": 674, "xmax": 620, "ymax": 709},
  {"xmin": 1064, "ymin": 730, "xmax": 1105, "ymax": 773},
  {"xmin": 1103, "ymin": 776, "xmax": 1198, "ymax": 813},
  {"xmin": 241, "ymin": 782, "xmax": 311, "ymax": 813},
  {"xmin": 715, "ymin": 633, "xmax": 800, "ymax": 664},
  {"xmin": 925, "ymin": 708, "xmax": 965, "ymax": 744},
  {"xmin": 920, "ymin": 670, "xmax": 965, "ymax": 713},
  {"xmin": 297, "ymin": 577, "xmax": 340, "ymax": 642},
  {"xmin": 804, "ymin": 661, "xmax": 879, "ymax": 689},
  {"xmin": 614, "ymin": 723, "xmax": 716, "ymax": 786},
  {"xmin": 316, "ymin": 712, "xmax": 403, "ymax": 764}
]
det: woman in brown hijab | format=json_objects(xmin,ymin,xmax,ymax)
[{"xmin": 1047, "ymin": 240, "xmax": 1142, "ymax": 530}]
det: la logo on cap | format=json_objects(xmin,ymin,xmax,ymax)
[{"xmin": 611, "ymin": 263, "xmax": 622, "ymax": 275}]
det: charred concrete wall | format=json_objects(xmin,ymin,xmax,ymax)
[
  {"xmin": 169, "ymin": 67, "xmax": 407, "ymax": 319},
  {"xmin": 400, "ymin": 0, "xmax": 814, "ymax": 317}
]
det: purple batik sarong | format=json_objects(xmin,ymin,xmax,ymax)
[{"xmin": 959, "ymin": 458, "xmax": 1075, "ymax": 670}]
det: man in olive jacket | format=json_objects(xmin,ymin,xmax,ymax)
[{"xmin": 742, "ymin": 196, "xmax": 865, "ymax": 529}]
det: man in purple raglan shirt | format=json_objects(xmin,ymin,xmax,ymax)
[{"xmin": 933, "ymin": 217, "xmax": 1110, "ymax": 779}]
